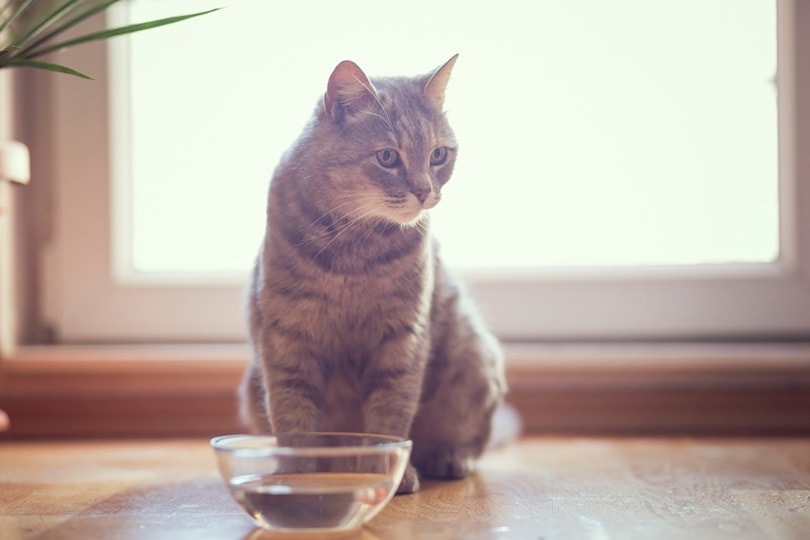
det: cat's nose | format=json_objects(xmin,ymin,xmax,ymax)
[{"xmin": 412, "ymin": 189, "xmax": 431, "ymax": 204}]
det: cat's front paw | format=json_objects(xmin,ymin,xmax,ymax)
[
  {"xmin": 416, "ymin": 449, "xmax": 476, "ymax": 480},
  {"xmin": 396, "ymin": 464, "xmax": 420, "ymax": 494}
]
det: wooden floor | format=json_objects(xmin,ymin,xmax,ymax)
[{"xmin": 1, "ymin": 436, "xmax": 808, "ymax": 540}]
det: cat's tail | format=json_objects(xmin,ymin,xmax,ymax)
[{"xmin": 487, "ymin": 401, "xmax": 523, "ymax": 449}]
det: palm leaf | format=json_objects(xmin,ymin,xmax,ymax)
[
  {"xmin": 0, "ymin": 2, "xmax": 220, "ymax": 78},
  {"xmin": 13, "ymin": 0, "xmax": 120, "ymax": 57},
  {"xmin": 9, "ymin": 0, "xmax": 88, "ymax": 52},
  {"xmin": 25, "ymin": 8, "xmax": 220, "ymax": 59},
  {"xmin": 0, "ymin": 0, "xmax": 36, "ymax": 37},
  {"xmin": 4, "ymin": 57, "xmax": 92, "ymax": 79}
]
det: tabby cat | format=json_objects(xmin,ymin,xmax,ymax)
[{"xmin": 240, "ymin": 55, "xmax": 508, "ymax": 493}]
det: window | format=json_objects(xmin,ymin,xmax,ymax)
[
  {"xmin": 39, "ymin": 0, "xmax": 810, "ymax": 343},
  {"xmin": 124, "ymin": 0, "xmax": 778, "ymax": 273}
]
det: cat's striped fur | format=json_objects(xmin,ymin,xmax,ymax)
[{"xmin": 240, "ymin": 56, "xmax": 507, "ymax": 493}]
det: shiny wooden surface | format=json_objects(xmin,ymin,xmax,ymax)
[
  {"xmin": 3, "ymin": 343, "xmax": 810, "ymax": 438},
  {"xmin": 1, "ymin": 437, "xmax": 808, "ymax": 539}
]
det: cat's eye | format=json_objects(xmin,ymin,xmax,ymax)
[
  {"xmin": 376, "ymin": 148, "xmax": 401, "ymax": 168},
  {"xmin": 430, "ymin": 147, "xmax": 448, "ymax": 166}
]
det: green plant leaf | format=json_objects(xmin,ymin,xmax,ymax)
[
  {"xmin": 26, "ymin": 7, "xmax": 220, "ymax": 59},
  {"xmin": 0, "ymin": 0, "xmax": 36, "ymax": 37},
  {"xmin": 0, "ymin": 45, "xmax": 19, "ymax": 59},
  {"xmin": 1, "ymin": 2, "xmax": 219, "ymax": 79},
  {"xmin": 9, "ymin": 0, "xmax": 86, "ymax": 52},
  {"xmin": 4, "ymin": 57, "xmax": 92, "ymax": 79},
  {"xmin": 13, "ymin": 0, "xmax": 120, "ymax": 58}
]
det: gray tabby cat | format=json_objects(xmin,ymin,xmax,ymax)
[{"xmin": 240, "ymin": 55, "xmax": 507, "ymax": 493}]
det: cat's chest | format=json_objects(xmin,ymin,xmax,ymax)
[
  {"xmin": 265, "ymin": 222, "xmax": 434, "ymax": 349},
  {"xmin": 322, "ymin": 273, "xmax": 421, "ymax": 323},
  {"xmin": 303, "ymin": 270, "xmax": 431, "ymax": 352}
]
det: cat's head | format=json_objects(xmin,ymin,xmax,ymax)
[{"xmin": 313, "ymin": 56, "xmax": 459, "ymax": 227}]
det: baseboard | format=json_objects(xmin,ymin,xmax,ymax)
[{"xmin": 1, "ymin": 343, "xmax": 809, "ymax": 438}]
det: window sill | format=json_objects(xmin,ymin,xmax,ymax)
[{"xmin": 1, "ymin": 342, "xmax": 809, "ymax": 438}]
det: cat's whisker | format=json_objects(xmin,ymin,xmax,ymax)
[
  {"xmin": 359, "ymin": 110, "xmax": 395, "ymax": 132},
  {"xmin": 312, "ymin": 206, "xmax": 380, "ymax": 259},
  {"xmin": 314, "ymin": 217, "xmax": 369, "ymax": 257},
  {"xmin": 410, "ymin": 219, "xmax": 425, "ymax": 235},
  {"xmin": 308, "ymin": 197, "xmax": 360, "ymax": 226},
  {"xmin": 298, "ymin": 195, "xmax": 381, "ymax": 245},
  {"xmin": 359, "ymin": 216, "xmax": 387, "ymax": 249},
  {"xmin": 351, "ymin": 75, "xmax": 395, "ymax": 131}
]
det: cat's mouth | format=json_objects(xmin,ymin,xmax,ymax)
[{"xmin": 386, "ymin": 193, "xmax": 439, "ymax": 224}]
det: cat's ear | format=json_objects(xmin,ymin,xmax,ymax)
[
  {"xmin": 324, "ymin": 60, "xmax": 379, "ymax": 123},
  {"xmin": 424, "ymin": 54, "xmax": 459, "ymax": 109}
]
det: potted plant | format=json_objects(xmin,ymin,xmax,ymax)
[
  {"xmin": 0, "ymin": 0, "xmax": 218, "ymax": 172},
  {"xmin": 0, "ymin": 1, "xmax": 217, "ymax": 357},
  {"xmin": 0, "ymin": 0, "xmax": 217, "ymax": 78}
]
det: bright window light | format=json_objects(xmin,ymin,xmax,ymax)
[{"xmin": 123, "ymin": 0, "xmax": 777, "ymax": 276}]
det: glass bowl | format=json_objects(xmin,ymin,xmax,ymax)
[{"xmin": 211, "ymin": 432, "xmax": 412, "ymax": 533}]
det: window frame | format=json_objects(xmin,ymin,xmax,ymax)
[{"xmin": 38, "ymin": 0, "xmax": 810, "ymax": 343}]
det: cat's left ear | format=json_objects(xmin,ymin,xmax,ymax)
[
  {"xmin": 424, "ymin": 54, "xmax": 459, "ymax": 109},
  {"xmin": 324, "ymin": 60, "xmax": 379, "ymax": 123}
]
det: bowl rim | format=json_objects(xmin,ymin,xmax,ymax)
[{"xmin": 210, "ymin": 432, "xmax": 413, "ymax": 457}]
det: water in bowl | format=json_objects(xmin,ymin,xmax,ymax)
[{"xmin": 229, "ymin": 472, "xmax": 395, "ymax": 531}]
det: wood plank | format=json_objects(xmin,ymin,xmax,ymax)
[{"xmin": 1, "ymin": 437, "xmax": 808, "ymax": 539}]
